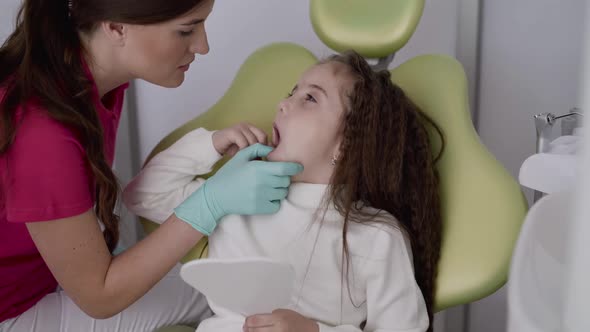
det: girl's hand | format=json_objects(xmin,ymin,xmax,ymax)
[
  {"xmin": 243, "ymin": 309, "xmax": 319, "ymax": 332},
  {"xmin": 212, "ymin": 122, "xmax": 268, "ymax": 157}
]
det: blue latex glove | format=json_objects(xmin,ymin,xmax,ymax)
[{"xmin": 174, "ymin": 144, "xmax": 303, "ymax": 235}]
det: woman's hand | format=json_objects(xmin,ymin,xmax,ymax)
[
  {"xmin": 174, "ymin": 143, "xmax": 303, "ymax": 235},
  {"xmin": 213, "ymin": 122, "xmax": 268, "ymax": 157},
  {"xmin": 244, "ymin": 309, "xmax": 319, "ymax": 332}
]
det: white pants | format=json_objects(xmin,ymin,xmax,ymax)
[{"xmin": 0, "ymin": 264, "xmax": 210, "ymax": 332}]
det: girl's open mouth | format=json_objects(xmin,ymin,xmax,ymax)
[{"xmin": 272, "ymin": 123, "xmax": 281, "ymax": 147}]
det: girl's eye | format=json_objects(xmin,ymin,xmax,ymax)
[
  {"xmin": 305, "ymin": 94, "xmax": 317, "ymax": 103},
  {"xmin": 179, "ymin": 30, "xmax": 194, "ymax": 37}
]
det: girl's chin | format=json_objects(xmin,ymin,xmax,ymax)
[
  {"xmin": 266, "ymin": 149, "xmax": 280, "ymax": 162},
  {"xmin": 266, "ymin": 147, "xmax": 293, "ymax": 163}
]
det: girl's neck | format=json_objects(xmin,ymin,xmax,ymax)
[{"xmin": 291, "ymin": 162, "xmax": 334, "ymax": 184}]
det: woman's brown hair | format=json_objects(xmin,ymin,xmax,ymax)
[
  {"xmin": 325, "ymin": 51, "xmax": 444, "ymax": 331},
  {"xmin": 0, "ymin": 0, "xmax": 207, "ymax": 252}
]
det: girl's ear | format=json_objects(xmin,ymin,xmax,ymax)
[{"xmin": 331, "ymin": 141, "xmax": 341, "ymax": 165}]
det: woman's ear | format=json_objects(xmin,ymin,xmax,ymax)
[{"xmin": 99, "ymin": 21, "xmax": 128, "ymax": 46}]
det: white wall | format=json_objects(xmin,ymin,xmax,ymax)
[
  {"xmin": 477, "ymin": 0, "xmax": 586, "ymax": 183},
  {"xmin": 0, "ymin": 1, "xmax": 19, "ymax": 42},
  {"xmin": 472, "ymin": 1, "xmax": 587, "ymax": 332},
  {"xmin": 134, "ymin": 0, "xmax": 459, "ymax": 161}
]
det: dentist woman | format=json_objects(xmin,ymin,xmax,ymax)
[{"xmin": 0, "ymin": 1, "xmax": 302, "ymax": 331}]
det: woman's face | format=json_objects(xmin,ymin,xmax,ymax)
[
  {"xmin": 119, "ymin": 0, "xmax": 215, "ymax": 87},
  {"xmin": 267, "ymin": 62, "xmax": 354, "ymax": 181}
]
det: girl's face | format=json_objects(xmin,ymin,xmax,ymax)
[
  {"xmin": 267, "ymin": 62, "xmax": 354, "ymax": 183},
  {"xmin": 119, "ymin": 0, "xmax": 214, "ymax": 87}
]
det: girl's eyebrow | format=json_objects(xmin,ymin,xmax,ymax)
[
  {"xmin": 181, "ymin": 18, "xmax": 205, "ymax": 26},
  {"xmin": 309, "ymin": 84, "xmax": 328, "ymax": 97},
  {"xmin": 293, "ymin": 83, "xmax": 328, "ymax": 97}
]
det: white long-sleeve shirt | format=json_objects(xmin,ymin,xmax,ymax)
[{"xmin": 123, "ymin": 128, "xmax": 429, "ymax": 332}]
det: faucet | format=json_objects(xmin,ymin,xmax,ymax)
[
  {"xmin": 534, "ymin": 108, "xmax": 583, "ymax": 154},
  {"xmin": 532, "ymin": 108, "xmax": 583, "ymax": 202}
]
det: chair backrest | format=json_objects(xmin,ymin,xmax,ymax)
[
  {"xmin": 310, "ymin": 0, "xmax": 424, "ymax": 57},
  {"xmin": 139, "ymin": 0, "xmax": 528, "ymax": 312},
  {"xmin": 390, "ymin": 54, "xmax": 528, "ymax": 310}
]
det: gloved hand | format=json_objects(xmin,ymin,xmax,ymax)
[{"xmin": 174, "ymin": 143, "xmax": 303, "ymax": 235}]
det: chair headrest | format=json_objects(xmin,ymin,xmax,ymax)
[{"xmin": 310, "ymin": 0, "xmax": 425, "ymax": 58}]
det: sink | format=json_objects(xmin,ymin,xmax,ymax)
[
  {"xmin": 519, "ymin": 135, "xmax": 581, "ymax": 194},
  {"xmin": 519, "ymin": 153, "xmax": 578, "ymax": 194},
  {"xmin": 507, "ymin": 191, "xmax": 572, "ymax": 332}
]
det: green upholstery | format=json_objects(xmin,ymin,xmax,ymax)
[
  {"xmin": 390, "ymin": 55, "xmax": 528, "ymax": 310},
  {"xmin": 139, "ymin": 43, "xmax": 318, "ymax": 263},
  {"xmin": 310, "ymin": 0, "xmax": 425, "ymax": 58}
]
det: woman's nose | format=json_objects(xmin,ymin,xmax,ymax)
[{"xmin": 190, "ymin": 26, "xmax": 210, "ymax": 55}]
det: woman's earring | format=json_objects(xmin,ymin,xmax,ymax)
[{"xmin": 331, "ymin": 155, "xmax": 338, "ymax": 166}]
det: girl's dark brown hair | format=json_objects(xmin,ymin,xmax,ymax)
[
  {"xmin": 0, "ymin": 0, "xmax": 206, "ymax": 252},
  {"xmin": 325, "ymin": 51, "xmax": 444, "ymax": 331}
]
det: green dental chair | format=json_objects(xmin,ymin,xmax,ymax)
[{"xmin": 148, "ymin": 1, "xmax": 528, "ymax": 331}]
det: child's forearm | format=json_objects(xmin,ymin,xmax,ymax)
[{"xmin": 123, "ymin": 128, "xmax": 222, "ymax": 222}]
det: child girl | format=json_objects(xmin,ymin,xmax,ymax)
[{"xmin": 124, "ymin": 51, "xmax": 444, "ymax": 332}]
